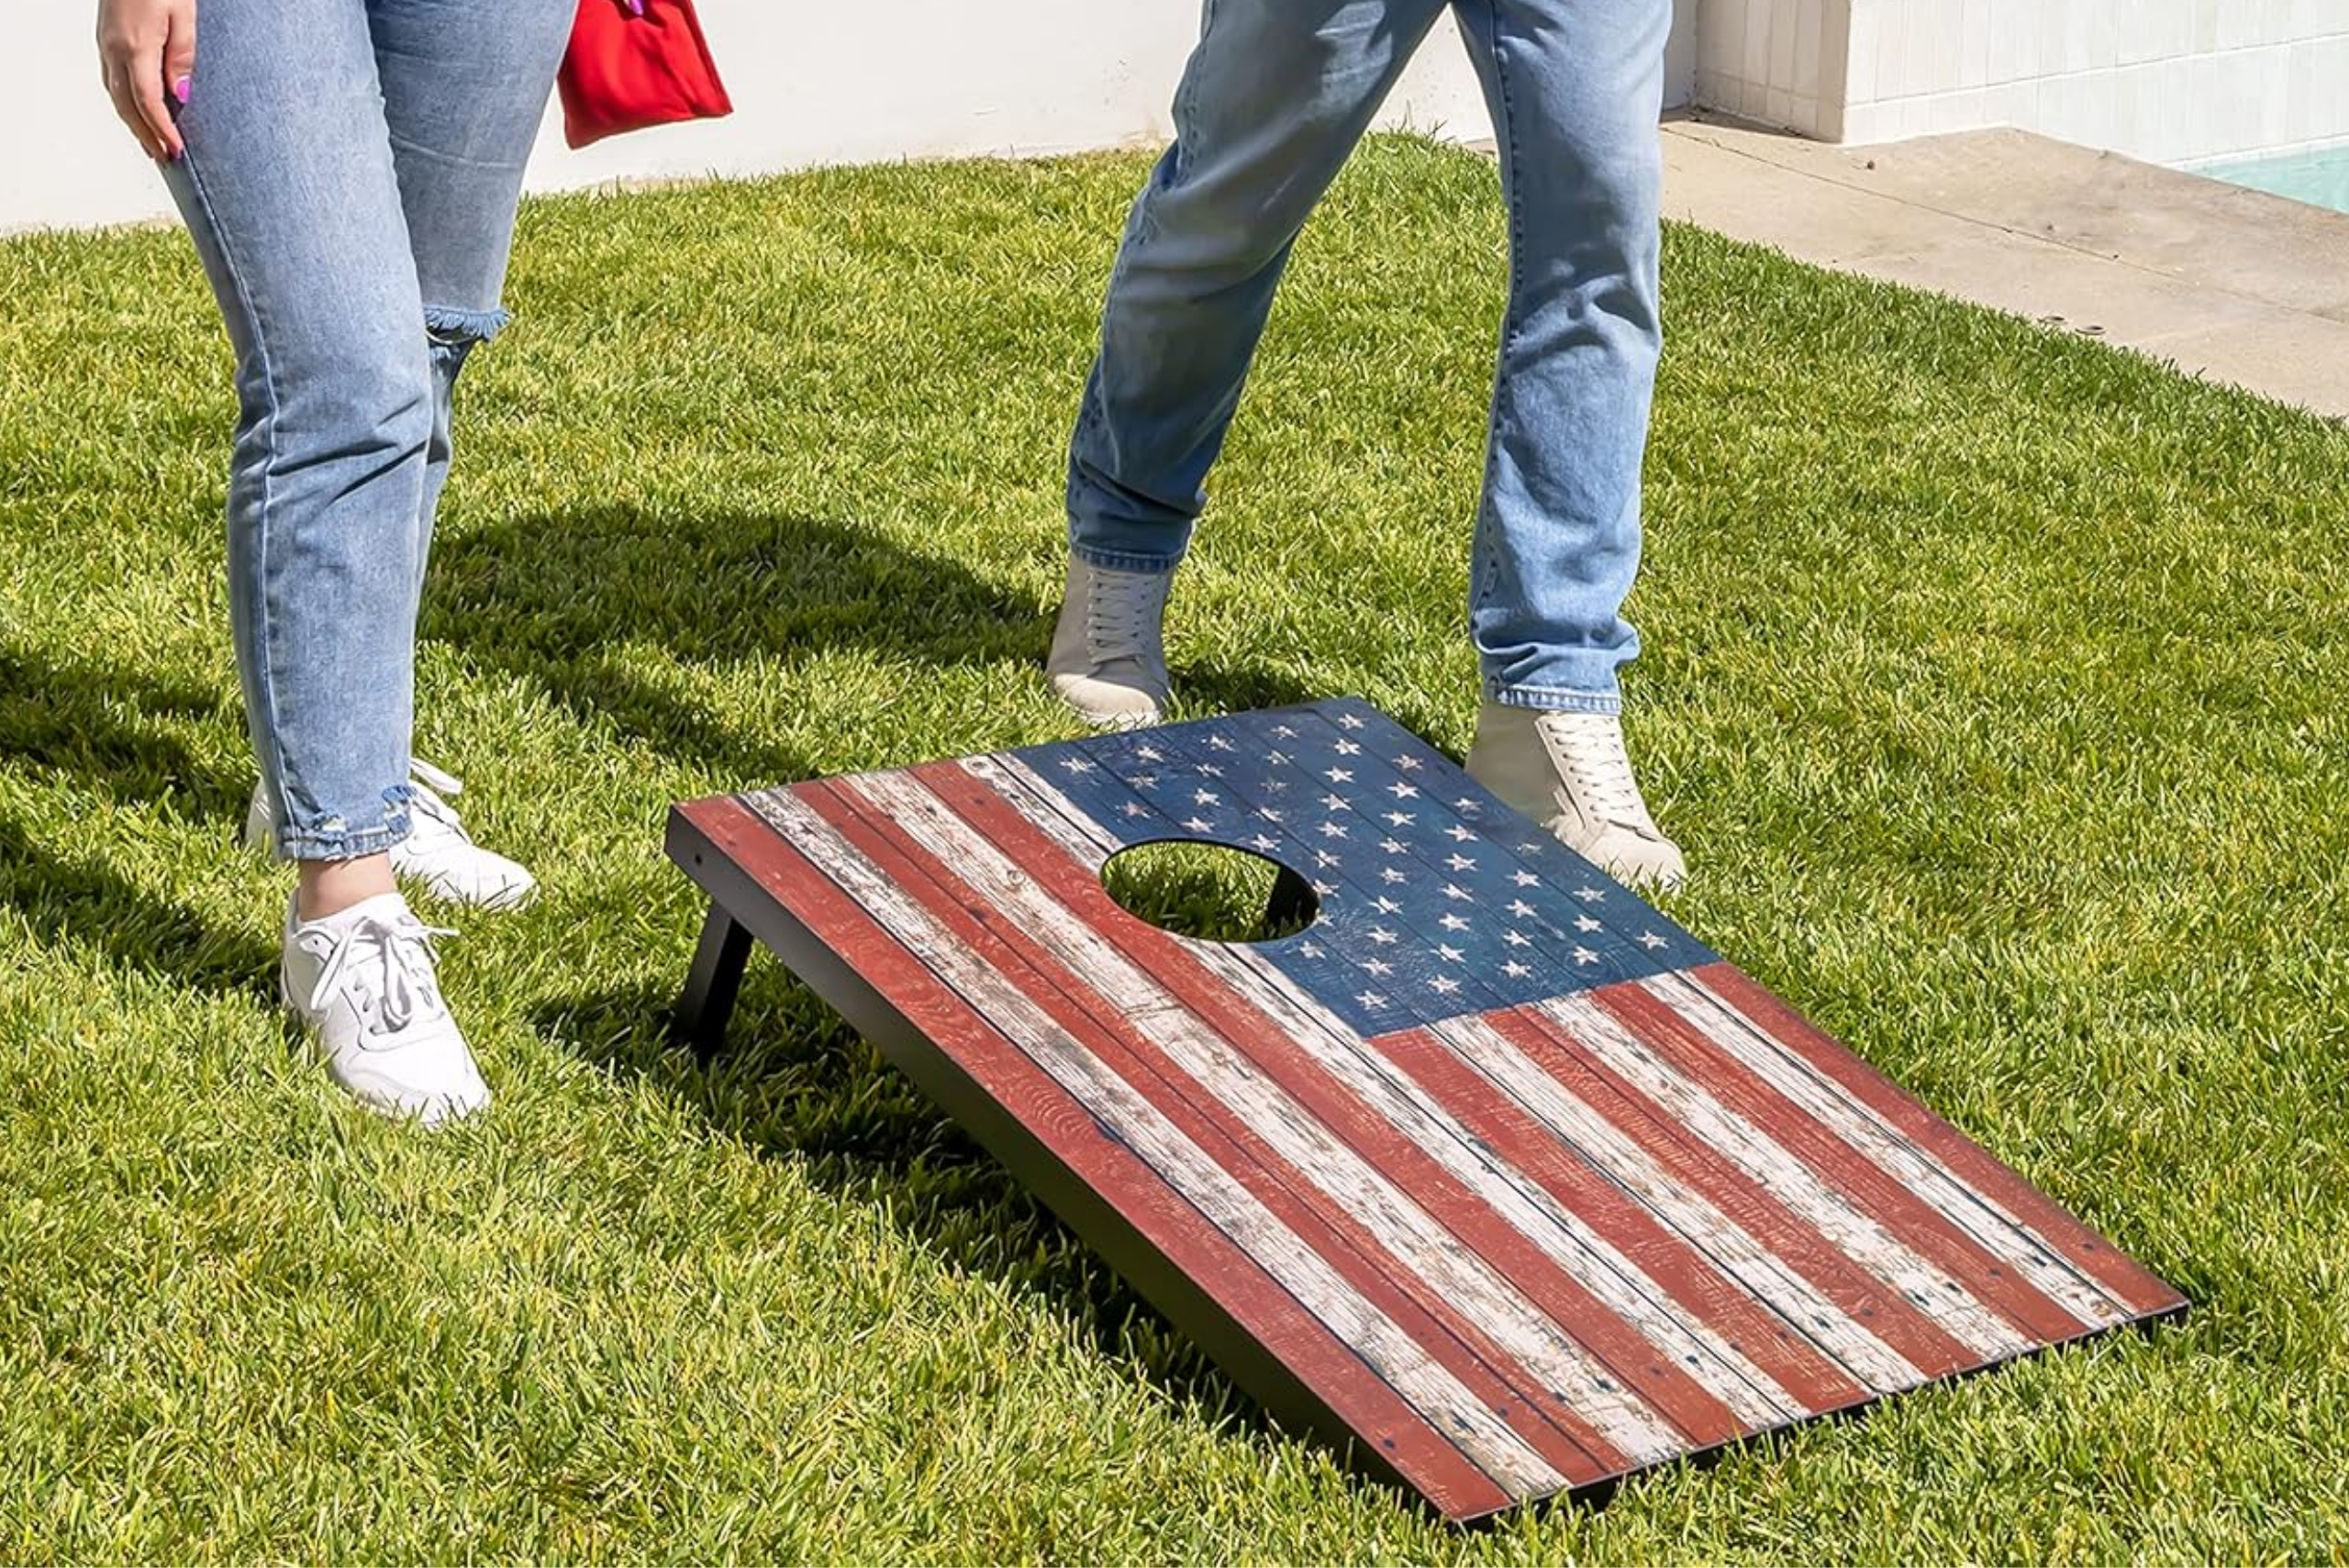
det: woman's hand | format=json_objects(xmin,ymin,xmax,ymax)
[{"xmin": 96, "ymin": 0, "xmax": 197, "ymax": 162}]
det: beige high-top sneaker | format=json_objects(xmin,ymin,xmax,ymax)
[
  {"xmin": 1465, "ymin": 702, "xmax": 1687, "ymax": 891},
  {"xmin": 1046, "ymin": 554, "xmax": 1174, "ymax": 729}
]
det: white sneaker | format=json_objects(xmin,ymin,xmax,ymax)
[
  {"xmin": 1465, "ymin": 703, "xmax": 1687, "ymax": 892},
  {"xmin": 246, "ymin": 759, "xmax": 538, "ymax": 912},
  {"xmin": 280, "ymin": 892, "xmax": 490, "ymax": 1129},
  {"xmin": 1046, "ymin": 554, "xmax": 1174, "ymax": 729}
]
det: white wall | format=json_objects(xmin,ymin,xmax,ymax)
[
  {"xmin": 1689, "ymin": 0, "xmax": 2349, "ymax": 166},
  {"xmin": 7, "ymin": 2, "xmax": 1704, "ymax": 234},
  {"xmin": 1837, "ymin": 0, "xmax": 2349, "ymax": 165}
]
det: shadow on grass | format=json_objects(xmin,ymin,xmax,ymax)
[
  {"xmin": 0, "ymin": 643, "xmax": 273, "ymax": 995},
  {"xmin": 0, "ymin": 811, "xmax": 275, "ymax": 999},
  {"xmin": 426, "ymin": 503, "xmax": 1320, "ymax": 784},
  {"xmin": 0, "ymin": 643, "xmax": 249, "ymax": 816},
  {"xmin": 538, "ymin": 970, "xmax": 1271, "ymax": 1440}
]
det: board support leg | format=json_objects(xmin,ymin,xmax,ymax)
[
  {"xmin": 1264, "ymin": 863, "xmax": 1319, "ymax": 938},
  {"xmin": 676, "ymin": 902, "xmax": 753, "ymax": 1061}
]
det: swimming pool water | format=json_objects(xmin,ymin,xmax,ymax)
[{"xmin": 2201, "ymin": 144, "xmax": 2349, "ymax": 216}]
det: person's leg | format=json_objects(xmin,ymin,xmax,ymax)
[
  {"xmin": 366, "ymin": 0, "xmax": 573, "ymax": 578},
  {"xmin": 1052, "ymin": 0, "xmax": 1450, "ymax": 725},
  {"xmin": 1452, "ymin": 0, "xmax": 1684, "ymax": 886},
  {"xmin": 1453, "ymin": 0, "xmax": 1669, "ymax": 712},
  {"xmin": 362, "ymin": 0, "xmax": 573, "ymax": 910},
  {"xmin": 1068, "ymin": 0, "xmax": 1451, "ymax": 568},
  {"xmin": 161, "ymin": 0, "xmax": 430, "ymax": 903}
]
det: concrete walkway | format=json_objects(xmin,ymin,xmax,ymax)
[{"xmin": 1660, "ymin": 117, "xmax": 2349, "ymax": 420}]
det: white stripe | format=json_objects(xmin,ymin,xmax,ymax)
[
  {"xmin": 1661, "ymin": 972, "xmax": 2130, "ymax": 1329},
  {"xmin": 863, "ymin": 767, "xmax": 1761, "ymax": 1451},
  {"xmin": 988, "ymin": 752, "xmax": 1933, "ymax": 1394},
  {"xmin": 743, "ymin": 785, "xmax": 1565, "ymax": 1496},
  {"xmin": 1545, "ymin": 994, "xmax": 2037, "ymax": 1361}
]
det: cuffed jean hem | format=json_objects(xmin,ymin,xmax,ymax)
[
  {"xmin": 1485, "ymin": 680, "xmax": 1624, "ymax": 717},
  {"xmin": 423, "ymin": 304, "xmax": 512, "ymax": 344},
  {"xmin": 273, "ymin": 813, "xmax": 413, "ymax": 864},
  {"xmin": 1069, "ymin": 539, "xmax": 1186, "ymax": 575}
]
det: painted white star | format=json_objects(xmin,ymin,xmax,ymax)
[
  {"xmin": 1314, "ymin": 850, "xmax": 1340, "ymax": 868},
  {"xmin": 1061, "ymin": 758, "xmax": 1095, "ymax": 774},
  {"xmin": 1382, "ymin": 868, "xmax": 1407, "ymax": 884},
  {"xmin": 1362, "ymin": 959, "xmax": 1394, "ymax": 977},
  {"xmin": 1368, "ymin": 927, "xmax": 1399, "ymax": 945},
  {"xmin": 1574, "ymin": 946, "xmax": 1601, "ymax": 966},
  {"xmin": 1262, "ymin": 808, "xmax": 1286, "ymax": 823},
  {"xmin": 1453, "ymin": 797, "xmax": 1479, "ymax": 814},
  {"xmin": 1446, "ymin": 824, "xmax": 1475, "ymax": 842},
  {"xmin": 1373, "ymin": 896, "xmax": 1402, "ymax": 914},
  {"xmin": 1183, "ymin": 817, "xmax": 1213, "ymax": 833},
  {"xmin": 1333, "ymin": 739, "xmax": 1362, "ymax": 756},
  {"xmin": 1504, "ymin": 929, "xmax": 1531, "ymax": 948},
  {"xmin": 1640, "ymin": 930, "xmax": 1670, "ymax": 950},
  {"xmin": 1313, "ymin": 880, "xmax": 1338, "ymax": 895},
  {"xmin": 1321, "ymin": 794, "xmax": 1349, "ymax": 813},
  {"xmin": 1325, "ymin": 767, "xmax": 1354, "ymax": 784},
  {"xmin": 1386, "ymin": 811, "xmax": 1416, "ymax": 828},
  {"xmin": 1508, "ymin": 899, "xmax": 1536, "ymax": 918},
  {"xmin": 1395, "ymin": 755, "xmax": 1421, "ymax": 772},
  {"xmin": 1441, "ymin": 914, "xmax": 1470, "ymax": 932},
  {"xmin": 1131, "ymin": 773, "xmax": 1159, "ymax": 790},
  {"xmin": 1575, "ymin": 915, "xmax": 1602, "ymax": 934},
  {"xmin": 1338, "ymin": 712, "xmax": 1366, "ymax": 730},
  {"xmin": 1442, "ymin": 883, "xmax": 1471, "ymax": 902},
  {"xmin": 1134, "ymin": 745, "xmax": 1163, "ymax": 762},
  {"xmin": 1208, "ymin": 734, "xmax": 1235, "ymax": 751},
  {"xmin": 1389, "ymin": 782, "xmax": 1419, "ymax": 800},
  {"xmin": 1429, "ymin": 975, "xmax": 1461, "ymax": 995},
  {"xmin": 1358, "ymin": 992, "xmax": 1388, "ymax": 1009},
  {"xmin": 1274, "ymin": 725, "xmax": 1298, "ymax": 740},
  {"xmin": 1123, "ymin": 803, "xmax": 1152, "ymax": 819},
  {"xmin": 1252, "ymin": 834, "xmax": 1281, "ymax": 852},
  {"xmin": 1446, "ymin": 853, "xmax": 1476, "ymax": 873},
  {"xmin": 1576, "ymin": 886, "xmax": 1606, "ymax": 903},
  {"xmin": 1197, "ymin": 762, "xmax": 1225, "ymax": 777},
  {"xmin": 1375, "ymin": 840, "xmax": 1405, "ymax": 859},
  {"xmin": 1318, "ymin": 821, "xmax": 1348, "ymax": 840},
  {"xmin": 1298, "ymin": 940, "xmax": 1326, "ymax": 958},
  {"xmin": 1438, "ymin": 944, "xmax": 1465, "ymax": 964},
  {"xmin": 1194, "ymin": 789, "xmax": 1220, "ymax": 806},
  {"xmin": 1511, "ymin": 871, "xmax": 1540, "ymax": 888},
  {"xmin": 1503, "ymin": 961, "xmax": 1532, "ymax": 979}
]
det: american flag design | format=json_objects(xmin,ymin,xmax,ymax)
[{"xmin": 673, "ymin": 698, "xmax": 2185, "ymax": 1520}]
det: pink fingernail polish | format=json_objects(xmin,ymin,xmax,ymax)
[
  {"xmin": 173, "ymin": 75, "xmax": 191, "ymax": 105},
  {"xmin": 626, "ymin": 0, "xmax": 645, "ymax": 15}
]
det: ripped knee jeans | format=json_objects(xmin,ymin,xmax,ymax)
[{"xmin": 156, "ymin": 0, "xmax": 572, "ymax": 861}]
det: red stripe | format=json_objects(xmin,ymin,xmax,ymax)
[
  {"xmin": 1486, "ymin": 1006, "xmax": 1984, "ymax": 1380},
  {"xmin": 1361, "ymin": 1026, "xmax": 1871, "ymax": 1415},
  {"xmin": 915, "ymin": 762, "xmax": 1754, "ymax": 1450},
  {"xmin": 684, "ymin": 795, "xmax": 1513, "ymax": 1518},
  {"xmin": 1696, "ymin": 964, "xmax": 2186, "ymax": 1320},
  {"xmin": 1594, "ymin": 985, "xmax": 2091, "ymax": 1346},
  {"xmin": 796, "ymin": 781, "xmax": 1625, "ymax": 1485}
]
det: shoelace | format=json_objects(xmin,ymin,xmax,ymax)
[
  {"xmin": 406, "ymin": 758, "xmax": 478, "ymax": 843},
  {"xmin": 1541, "ymin": 716, "xmax": 1656, "ymax": 833},
  {"xmin": 1085, "ymin": 571, "xmax": 1171, "ymax": 666},
  {"xmin": 304, "ymin": 907, "xmax": 457, "ymax": 1036}
]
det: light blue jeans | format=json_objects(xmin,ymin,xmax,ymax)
[
  {"xmin": 161, "ymin": 0, "xmax": 572, "ymax": 860},
  {"xmin": 1067, "ymin": 0, "xmax": 1670, "ymax": 714}
]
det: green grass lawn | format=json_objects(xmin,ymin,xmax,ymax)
[{"xmin": 3, "ymin": 136, "xmax": 2345, "ymax": 1563}]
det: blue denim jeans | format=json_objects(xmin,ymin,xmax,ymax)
[
  {"xmin": 161, "ymin": 0, "xmax": 572, "ymax": 860},
  {"xmin": 1067, "ymin": 0, "xmax": 1670, "ymax": 715}
]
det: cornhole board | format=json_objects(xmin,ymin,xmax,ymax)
[{"xmin": 665, "ymin": 697, "xmax": 2185, "ymax": 1521}]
